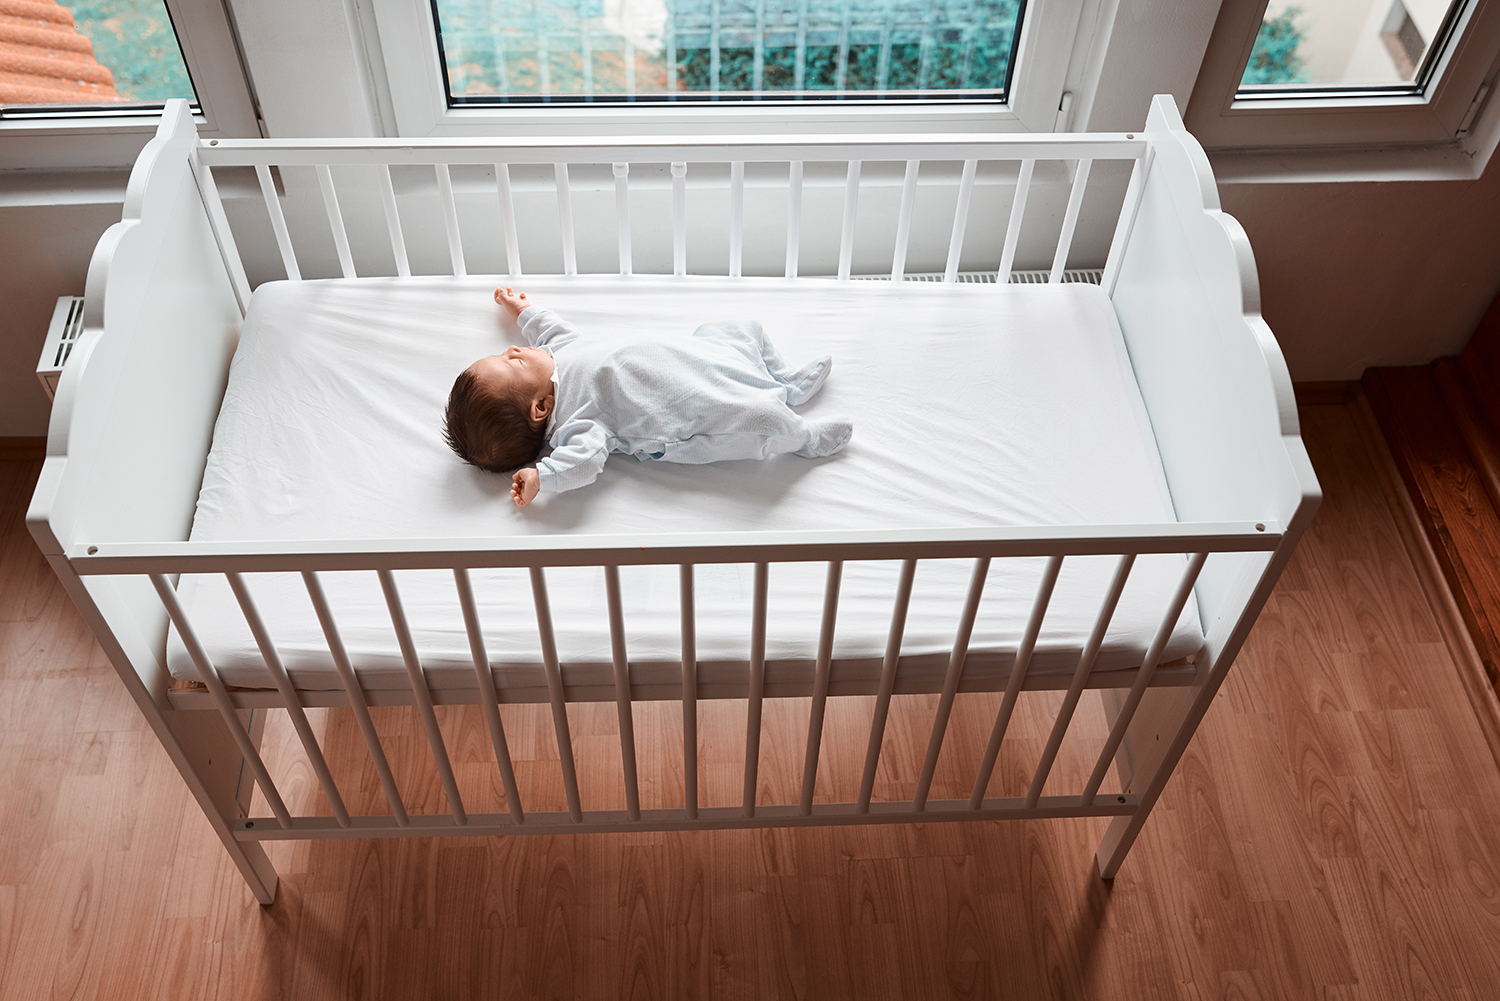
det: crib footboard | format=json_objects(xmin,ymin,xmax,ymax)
[
  {"xmin": 24, "ymin": 103, "xmax": 276, "ymax": 900},
  {"xmin": 1097, "ymin": 95, "xmax": 1321, "ymax": 875}
]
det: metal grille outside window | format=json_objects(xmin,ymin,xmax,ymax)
[{"xmin": 432, "ymin": 0, "xmax": 1026, "ymax": 104}]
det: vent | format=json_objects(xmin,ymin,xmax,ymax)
[
  {"xmin": 852, "ymin": 269, "xmax": 1105, "ymax": 284},
  {"xmin": 36, "ymin": 296, "xmax": 85, "ymax": 402}
]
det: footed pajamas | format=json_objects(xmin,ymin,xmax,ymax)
[{"xmin": 517, "ymin": 306, "xmax": 852, "ymax": 493}]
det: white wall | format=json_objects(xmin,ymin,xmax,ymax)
[
  {"xmin": 0, "ymin": 175, "xmax": 130, "ymax": 437},
  {"xmin": 2, "ymin": 0, "xmax": 1498, "ymax": 435}
]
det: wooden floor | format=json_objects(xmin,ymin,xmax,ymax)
[{"xmin": 4, "ymin": 403, "xmax": 1500, "ymax": 999}]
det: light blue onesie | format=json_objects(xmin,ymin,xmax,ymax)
[{"xmin": 518, "ymin": 306, "xmax": 853, "ymax": 494}]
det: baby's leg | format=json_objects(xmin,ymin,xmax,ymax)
[
  {"xmin": 693, "ymin": 320, "xmax": 833, "ymax": 406},
  {"xmin": 660, "ymin": 416, "xmax": 852, "ymax": 463}
]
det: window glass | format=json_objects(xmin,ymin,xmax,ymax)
[
  {"xmin": 1238, "ymin": 0, "xmax": 1466, "ymax": 94},
  {"xmin": 432, "ymin": 0, "xmax": 1025, "ymax": 104},
  {"xmin": 0, "ymin": 0, "xmax": 196, "ymax": 112}
]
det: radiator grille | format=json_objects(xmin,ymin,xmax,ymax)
[
  {"xmin": 852, "ymin": 269, "xmax": 1105, "ymax": 285},
  {"xmin": 52, "ymin": 296, "xmax": 85, "ymax": 367},
  {"xmin": 36, "ymin": 295, "xmax": 86, "ymax": 402}
]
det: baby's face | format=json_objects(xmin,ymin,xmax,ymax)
[{"xmin": 469, "ymin": 345, "xmax": 555, "ymax": 402}]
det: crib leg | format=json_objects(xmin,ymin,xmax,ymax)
[
  {"xmin": 166, "ymin": 707, "xmax": 280, "ymax": 903},
  {"xmin": 1093, "ymin": 684, "xmax": 1204, "ymax": 879}
]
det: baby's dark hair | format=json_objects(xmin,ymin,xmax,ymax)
[{"xmin": 443, "ymin": 368, "xmax": 548, "ymax": 473}]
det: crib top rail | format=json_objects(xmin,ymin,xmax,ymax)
[
  {"xmin": 196, "ymin": 133, "xmax": 1150, "ymax": 168},
  {"xmin": 67, "ymin": 520, "xmax": 1279, "ymax": 575}
]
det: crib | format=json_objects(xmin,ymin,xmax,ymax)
[{"xmin": 27, "ymin": 96, "xmax": 1318, "ymax": 906}]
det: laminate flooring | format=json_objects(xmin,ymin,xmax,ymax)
[{"xmin": 3, "ymin": 403, "xmax": 1500, "ymax": 999}]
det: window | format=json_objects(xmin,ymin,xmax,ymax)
[
  {"xmin": 372, "ymin": 0, "xmax": 1086, "ymax": 134},
  {"xmin": 0, "ymin": 0, "xmax": 196, "ymax": 112},
  {"xmin": 0, "ymin": 0, "xmax": 261, "ymax": 167},
  {"xmin": 1186, "ymin": 0, "xmax": 1500, "ymax": 155},
  {"xmin": 430, "ymin": 0, "xmax": 1025, "ymax": 104}
]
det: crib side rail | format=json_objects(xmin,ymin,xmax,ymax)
[
  {"xmin": 67, "ymin": 520, "xmax": 1280, "ymax": 574},
  {"xmin": 200, "ymin": 131, "xmax": 1151, "ymax": 284},
  {"xmin": 64, "ymin": 522, "xmax": 1273, "ymax": 855}
]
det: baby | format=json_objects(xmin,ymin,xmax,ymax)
[{"xmin": 444, "ymin": 288, "xmax": 853, "ymax": 506}]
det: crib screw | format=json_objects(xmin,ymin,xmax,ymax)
[
  {"xmin": 1117, "ymin": 796, "xmax": 1126, "ymax": 803},
  {"xmin": 210, "ymin": 140, "xmax": 218, "ymax": 145},
  {"xmin": 1256, "ymin": 523, "xmax": 1265, "ymax": 531},
  {"xmin": 87, "ymin": 546, "xmax": 97, "ymax": 554},
  {"xmin": 245, "ymin": 821, "xmax": 254, "ymax": 828}
]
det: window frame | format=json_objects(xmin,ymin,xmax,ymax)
[
  {"xmin": 0, "ymin": 0, "xmax": 262, "ymax": 169},
  {"xmin": 1186, "ymin": 0, "xmax": 1500, "ymax": 151},
  {"xmin": 371, "ymin": 0, "xmax": 1088, "ymax": 136}
]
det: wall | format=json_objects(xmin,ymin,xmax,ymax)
[
  {"xmin": 1219, "ymin": 174, "xmax": 1500, "ymax": 379},
  {"xmin": 0, "ymin": 174, "xmax": 130, "ymax": 437}
]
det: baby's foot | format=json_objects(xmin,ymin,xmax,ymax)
[
  {"xmin": 794, "ymin": 417, "xmax": 853, "ymax": 458},
  {"xmin": 783, "ymin": 355, "xmax": 833, "ymax": 406}
]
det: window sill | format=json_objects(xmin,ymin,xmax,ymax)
[
  {"xmin": 1208, "ymin": 141, "xmax": 1490, "ymax": 183},
  {"xmin": 408, "ymin": 99, "xmax": 1038, "ymax": 138}
]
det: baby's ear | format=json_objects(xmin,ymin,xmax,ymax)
[{"xmin": 531, "ymin": 394, "xmax": 554, "ymax": 424}]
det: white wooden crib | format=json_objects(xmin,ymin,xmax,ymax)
[{"xmin": 27, "ymin": 96, "xmax": 1319, "ymax": 905}]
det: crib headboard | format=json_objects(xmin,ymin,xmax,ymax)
[
  {"xmin": 1111, "ymin": 96, "xmax": 1320, "ymax": 660},
  {"xmin": 27, "ymin": 102, "xmax": 244, "ymax": 695}
]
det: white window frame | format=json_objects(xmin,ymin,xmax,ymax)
[
  {"xmin": 1186, "ymin": 0, "xmax": 1500, "ymax": 151},
  {"xmin": 0, "ymin": 0, "xmax": 262, "ymax": 169},
  {"xmin": 371, "ymin": 0, "xmax": 1088, "ymax": 136}
]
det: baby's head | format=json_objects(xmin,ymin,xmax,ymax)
[{"xmin": 443, "ymin": 346, "xmax": 556, "ymax": 472}]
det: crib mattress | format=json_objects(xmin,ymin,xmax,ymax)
[{"xmin": 169, "ymin": 276, "xmax": 1205, "ymax": 693}]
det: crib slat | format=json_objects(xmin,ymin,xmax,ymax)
[
  {"xmin": 453, "ymin": 568, "xmax": 525, "ymax": 825},
  {"xmin": 554, "ymin": 163, "xmax": 578, "ymax": 276},
  {"xmin": 1082, "ymin": 551, "xmax": 1209, "ymax": 806},
  {"xmin": 315, "ymin": 164, "xmax": 356, "ymax": 279},
  {"xmin": 435, "ymin": 163, "xmax": 467, "ymax": 278},
  {"xmin": 604, "ymin": 566, "xmax": 641, "ymax": 821},
  {"xmin": 995, "ymin": 158, "xmax": 1034, "ymax": 286},
  {"xmin": 1049, "ymin": 158, "xmax": 1093, "ymax": 284},
  {"xmin": 1025, "ymin": 554, "xmax": 1135, "ymax": 809},
  {"xmin": 672, "ymin": 162, "xmax": 687, "ymax": 277},
  {"xmin": 530, "ymin": 567, "xmax": 583, "ymax": 821},
  {"xmin": 729, "ymin": 160, "xmax": 744, "ymax": 278},
  {"xmin": 149, "ymin": 574, "xmax": 293, "ymax": 829},
  {"xmin": 256, "ymin": 165, "xmax": 301, "ymax": 281},
  {"xmin": 378, "ymin": 570, "xmax": 467, "ymax": 825},
  {"xmin": 681, "ymin": 564, "xmax": 699, "ymax": 819},
  {"xmin": 496, "ymin": 163, "xmax": 524, "ymax": 277},
  {"xmin": 785, "ymin": 161, "xmax": 803, "ymax": 279},
  {"xmin": 1101, "ymin": 150, "xmax": 1153, "ymax": 297},
  {"xmin": 612, "ymin": 163, "xmax": 633, "ymax": 278},
  {"xmin": 890, "ymin": 160, "xmax": 919, "ymax": 282},
  {"xmin": 913, "ymin": 557, "xmax": 989, "ymax": 811},
  {"xmin": 967, "ymin": 555, "xmax": 1065, "ymax": 810},
  {"xmin": 377, "ymin": 164, "xmax": 411, "ymax": 278},
  {"xmin": 743, "ymin": 561, "xmax": 769, "ymax": 817},
  {"xmin": 858, "ymin": 558, "xmax": 917, "ymax": 812},
  {"xmin": 800, "ymin": 561, "xmax": 843, "ymax": 815},
  {"xmin": 226, "ymin": 573, "xmax": 350, "ymax": 828},
  {"xmin": 943, "ymin": 158, "xmax": 978, "ymax": 284},
  {"xmin": 302, "ymin": 571, "xmax": 409, "ymax": 825},
  {"xmin": 837, "ymin": 160, "xmax": 861, "ymax": 281}
]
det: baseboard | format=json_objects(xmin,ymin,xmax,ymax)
[
  {"xmin": 1293, "ymin": 381, "xmax": 1359, "ymax": 406},
  {"xmin": 1350, "ymin": 392, "xmax": 1500, "ymax": 776},
  {"xmin": 0, "ymin": 437, "xmax": 45, "ymax": 461}
]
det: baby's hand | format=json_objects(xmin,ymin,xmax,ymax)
[
  {"xmin": 495, "ymin": 287, "xmax": 532, "ymax": 319},
  {"xmin": 512, "ymin": 467, "xmax": 540, "ymax": 507}
]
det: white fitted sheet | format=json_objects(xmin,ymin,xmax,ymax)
[{"xmin": 169, "ymin": 276, "xmax": 1204, "ymax": 693}]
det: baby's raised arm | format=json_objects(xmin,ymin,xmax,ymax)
[{"xmin": 494, "ymin": 287, "xmax": 534, "ymax": 318}]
